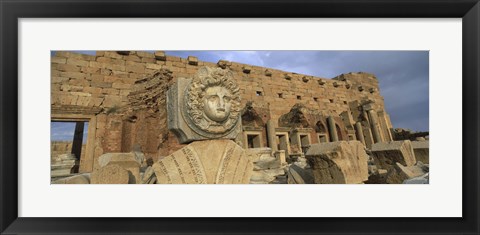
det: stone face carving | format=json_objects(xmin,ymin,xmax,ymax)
[
  {"xmin": 168, "ymin": 67, "xmax": 242, "ymax": 144},
  {"xmin": 152, "ymin": 140, "xmax": 253, "ymax": 184}
]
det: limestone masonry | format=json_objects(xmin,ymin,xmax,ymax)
[{"xmin": 51, "ymin": 51, "xmax": 428, "ymax": 184}]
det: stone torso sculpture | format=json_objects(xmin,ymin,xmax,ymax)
[{"xmin": 155, "ymin": 67, "xmax": 252, "ymax": 184}]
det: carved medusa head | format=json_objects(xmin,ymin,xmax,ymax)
[{"xmin": 186, "ymin": 67, "xmax": 241, "ymax": 134}]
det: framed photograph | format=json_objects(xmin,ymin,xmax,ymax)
[{"xmin": 1, "ymin": 0, "xmax": 479, "ymax": 234}]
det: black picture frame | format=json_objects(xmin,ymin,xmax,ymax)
[{"xmin": 1, "ymin": 0, "xmax": 479, "ymax": 234}]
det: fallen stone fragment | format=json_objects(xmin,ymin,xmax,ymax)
[
  {"xmin": 249, "ymin": 172, "xmax": 273, "ymax": 184},
  {"xmin": 385, "ymin": 162, "xmax": 428, "ymax": 184},
  {"xmin": 286, "ymin": 164, "xmax": 314, "ymax": 184},
  {"xmin": 153, "ymin": 140, "xmax": 253, "ymax": 184},
  {"xmin": 91, "ymin": 164, "xmax": 130, "ymax": 184},
  {"xmin": 411, "ymin": 141, "xmax": 429, "ymax": 164},
  {"xmin": 141, "ymin": 166, "xmax": 157, "ymax": 184},
  {"xmin": 51, "ymin": 153, "xmax": 77, "ymax": 178},
  {"xmin": 403, "ymin": 173, "xmax": 429, "ymax": 184},
  {"xmin": 305, "ymin": 141, "xmax": 368, "ymax": 184},
  {"xmin": 96, "ymin": 152, "xmax": 142, "ymax": 183},
  {"xmin": 371, "ymin": 140, "xmax": 416, "ymax": 169},
  {"xmin": 52, "ymin": 174, "xmax": 91, "ymax": 184},
  {"xmin": 98, "ymin": 152, "xmax": 143, "ymax": 168},
  {"xmin": 246, "ymin": 148, "xmax": 272, "ymax": 162}
]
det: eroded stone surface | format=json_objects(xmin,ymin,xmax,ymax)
[
  {"xmin": 411, "ymin": 140, "xmax": 429, "ymax": 164},
  {"xmin": 386, "ymin": 162, "xmax": 429, "ymax": 184},
  {"xmin": 91, "ymin": 164, "xmax": 129, "ymax": 184},
  {"xmin": 247, "ymin": 148, "xmax": 286, "ymax": 184},
  {"xmin": 286, "ymin": 164, "xmax": 314, "ymax": 184},
  {"xmin": 51, "ymin": 153, "xmax": 76, "ymax": 177},
  {"xmin": 403, "ymin": 173, "xmax": 429, "ymax": 184},
  {"xmin": 98, "ymin": 152, "xmax": 143, "ymax": 168},
  {"xmin": 152, "ymin": 140, "xmax": 253, "ymax": 184},
  {"xmin": 371, "ymin": 140, "xmax": 416, "ymax": 169},
  {"xmin": 51, "ymin": 174, "xmax": 91, "ymax": 184},
  {"xmin": 96, "ymin": 152, "xmax": 142, "ymax": 183},
  {"xmin": 305, "ymin": 141, "xmax": 369, "ymax": 184}
]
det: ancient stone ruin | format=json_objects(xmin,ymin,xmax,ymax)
[{"xmin": 50, "ymin": 51, "xmax": 429, "ymax": 184}]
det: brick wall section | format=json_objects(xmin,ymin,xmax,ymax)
[{"xmin": 51, "ymin": 51, "xmax": 393, "ymax": 171}]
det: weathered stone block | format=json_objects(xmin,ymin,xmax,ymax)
[
  {"xmin": 152, "ymin": 140, "xmax": 253, "ymax": 184},
  {"xmin": 60, "ymin": 72, "xmax": 86, "ymax": 80},
  {"xmin": 166, "ymin": 56, "xmax": 181, "ymax": 62},
  {"xmin": 116, "ymin": 51, "xmax": 131, "ymax": 56},
  {"xmin": 286, "ymin": 164, "xmax": 314, "ymax": 184},
  {"xmin": 125, "ymin": 55, "xmax": 141, "ymax": 62},
  {"xmin": 104, "ymin": 51, "xmax": 123, "ymax": 59},
  {"xmin": 154, "ymin": 51, "xmax": 166, "ymax": 61},
  {"xmin": 51, "ymin": 153, "xmax": 76, "ymax": 178},
  {"xmin": 305, "ymin": 141, "xmax": 369, "ymax": 184},
  {"xmin": 242, "ymin": 66, "xmax": 251, "ymax": 74},
  {"xmin": 403, "ymin": 173, "xmax": 429, "ymax": 184},
  {"xmin": 107, "ymin": 161, "xmax": 141, "ymax": 184},
  {"xmin": 112, "ymin": 83, "xmax": 131, "ymax": 89},
  {"xmin": 57, "ymin": 64, "xmax": 81, "ymax": 72},
  {"xmin": 51, "ymin": 77, "xmax": 69, "ymax": 83},
  {"xmin": 97, "ymin": 152, "xmax": 143, "ymax": 168},
  {"xmin": 274, "ymin": 150, "xmax": 287, "ymax": 166},
  {"xmin": 187, "ymin": 56, "xmax": 198, "ymax": 66},
  {"xmin": 51, "ymin": 57, "xmax": 67, "ymax": 64},
  {"xmin": 371, "ymin": 140, "xmax": 416, "ymax": 169},
  {"xmin": 126, "ymin": 62, "xmax": 145, "ymax": 73},
  {"xmin": 91, "ymin": 164, "xmax": 130, "ymax": 184},
  {"xmin": 146, "ymin": 63, "xmax": 163, "ymax": 70},
  {"xmin": 411, "ymin": 140, "xmax": 429, "ymax": 164},
  {"xmin": 217, "ymin": 60, "xmax": 231, "ymax": 69},
  {"xmin": 67, "ymin": 58, "xmax": 89, "ymax": 67},
  {"xmin": 246, "ymin": 147, "xmax": 272, "ymax": 162},
  {"xmin": 52, "ymin": 174, "xmax": 90, "ymax": 184},
  {"xmin": 386, "ymin": 162, "xmax": 428, "ymax": 184},
  {"xmin": 136, "ymin": 51, "xmax": 155, "ymax": 58}
]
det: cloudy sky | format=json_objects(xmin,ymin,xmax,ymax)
[{"xmin": 51, "ymin": 50, "xmax": 428, "ymax": 141}]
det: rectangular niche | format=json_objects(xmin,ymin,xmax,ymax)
[
  {"xmin": 318, "ymin": 134, "xmax": 328, "ymax": 143},
  {"xmin": 299, "ymin": 134, "xmax": 311, "ymax": 153},
  {"xmin": 276, "ymin": 132, "xmax": 290, "ymax": 154},
  {"xmin": 243, "ymin": 130, "xmax": 263, "ymax": 149}
]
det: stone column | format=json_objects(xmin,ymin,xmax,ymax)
[
  {"xmin": 367, "ymin": 110, "xmax": 382, "ymax": 143},
  {"xmin": 355, "ymin": 122, "xmax": 366, "ymax": 145},
  {"xmin": 327, "ymin": 116, "xmax": 339, "ymax": 142},
  {"xmin": 266, "ymin": 120, "xmax": 278, "ymax": 151}
]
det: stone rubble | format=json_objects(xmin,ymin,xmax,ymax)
[
  {"xmin": 51, "ymin": 153, "xmax": 77, "ymax": 178},
  {"xmin": 248, "ymin": 148, "xmax": 287, "ymax": 184}
]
